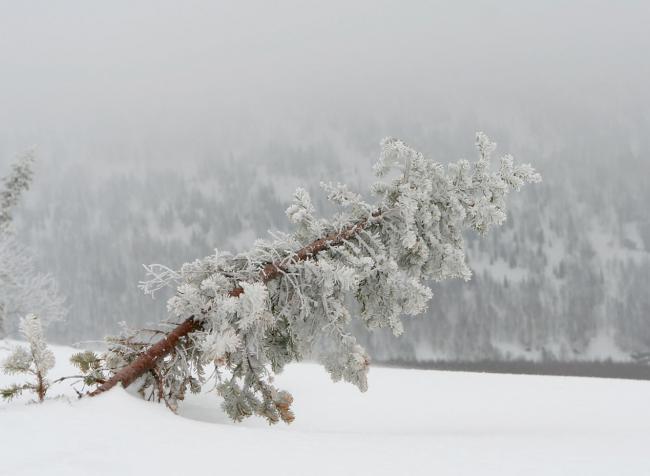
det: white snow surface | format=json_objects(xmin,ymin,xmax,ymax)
[{"xmin": 1, "ymin": 342, "xmax": 650, "ymax": 476}]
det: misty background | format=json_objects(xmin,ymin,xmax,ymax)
[{"xmin": 1, "ymin": 1, "xmax": 649, "ymax": 364}]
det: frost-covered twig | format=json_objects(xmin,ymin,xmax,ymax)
[{"xmin": 139, "ymin": 264, "xmax": 181, "ymax": 297}]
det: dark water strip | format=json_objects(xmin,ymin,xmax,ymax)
[{"xmin": 377, "ymin": 359, "xmax": 650, "ymax": 381}]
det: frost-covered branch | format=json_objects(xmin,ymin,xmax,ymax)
[
  {"xmin": 88, "ymin": 133, "xmax": 540, "ymax": 423},
  {"xmin": 139, "ymin": 264, "xmax": 182, "ymax": 297}
]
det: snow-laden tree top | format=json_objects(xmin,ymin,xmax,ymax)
[{"xmin": 102, "ymin": 133, "xmax": 540, "ymax": 423}]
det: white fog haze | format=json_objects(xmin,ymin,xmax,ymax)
[{"xmin": 1, "ymin": 1, "xmax": 649, "ymax": 362}]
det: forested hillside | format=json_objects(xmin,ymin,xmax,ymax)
[{"xmin": 8, "ymin": 116, "xmax": 649, "ymax": 363}]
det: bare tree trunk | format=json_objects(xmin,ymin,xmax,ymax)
[{"xmin": 89, "ymin": 213, "xmax": 379, "ymax": 397}]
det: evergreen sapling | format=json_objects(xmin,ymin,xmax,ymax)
[{"xmin": 1, "ymin": 314, "xmax": 55, "ymax": 402}]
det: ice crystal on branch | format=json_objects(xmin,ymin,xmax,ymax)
[{"xmin": 101, "ymin": 133, "xmax": 540, "ymax": 423}]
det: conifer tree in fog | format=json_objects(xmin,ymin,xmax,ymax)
[
  {"xmin": 84, "ymin": 133, "xmax": 540, "ymax": 423},
  {"xmin": 0, "ymin": 151, "xmax": 65, "ymax": 338}
]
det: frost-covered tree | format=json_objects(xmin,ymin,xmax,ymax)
[
  {"xmin": 1, "ymin": 314, "xmax": 55, "ymax": 402},
  {"xmin": 87, "ymin": 133, "xmax": 540, "ymax": 423},
  {"xmin": 0, "ymin": 151, "xmax": 66, "ymax": 338},
  {"xmin": 0, "ymin": 237, "xmax": 66, "ymax": 337},
  {"xmin": 0, "ymin": 149, "xmax": 34, "ymax": 233}
]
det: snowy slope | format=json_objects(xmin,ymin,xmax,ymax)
[{"xmin": 1, "ymin": 343, "xmax": 649, "ymax": 476}]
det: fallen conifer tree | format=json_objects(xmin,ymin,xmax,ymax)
[{"xmin": 78, "ymin": 133, "xmax": 540, "ymax": 423}]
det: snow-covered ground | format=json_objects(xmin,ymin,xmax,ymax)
[{"xmin": 1, "ymin": 342, "xmax": 649, "ymax": 476}]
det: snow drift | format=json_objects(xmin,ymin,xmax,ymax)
[{"xmin": 1, "ymin": 343, "xmax": 649, "ymax": 475}]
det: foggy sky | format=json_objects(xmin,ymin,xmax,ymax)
[{"xmin": 1, "ymin": 1, "xmax": 649, "ymax": 169}]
